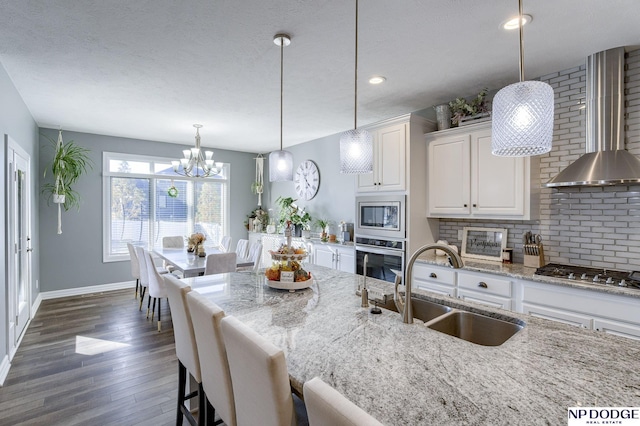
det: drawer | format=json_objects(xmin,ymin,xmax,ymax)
[
  {"xmin": 415, "ymin": 281, "xmax": 455, "ymax": 297},
  {"xmin": 458, "ymin": 289, "xmax": 512, "ymax": 310},
  {"xmin": 458, "ymin": 272, "xmax": 511, "ymax": 297},
  {"xmin": 412, "ymin": 263, "xmax": 456, "ymax": 286}
]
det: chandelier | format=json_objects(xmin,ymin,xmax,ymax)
[{"xmin": 172, "ymin": 124, "xmax": 222, "ymax": 177}]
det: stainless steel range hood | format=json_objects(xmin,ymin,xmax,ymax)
[{"xmin": 545, "ymin": 47, "xmax": 640, "ymax": 187}]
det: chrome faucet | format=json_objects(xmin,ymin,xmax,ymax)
[
  {"xmin": 361, "ymin": 254, "xmax": 369, "ymax": 308},
  {"xmin": 394, "ymin": 244, "xmax": 464, "ymax": 324}
]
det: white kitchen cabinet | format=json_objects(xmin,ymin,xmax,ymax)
[
  {"xmin": 521, "ymin": 303, "xmax": 593, "ymax": 329},
  {"xmin": 426, "ymin": 122, "xmax": 538, "ymax": 220},
  {"xmin": 312, "ymin": 244, "xmax": 355, "ymax": 273},
  {"xmin": 411, "ymin": 262, "xmax": 456, "ymax": 297},
  {"xmin": 357, "ymin": 123, "xmax": 406, "ymax": 192},
  {"xmin": 517, "ymin": 279, "xmax": 640, "ymax": 338},
  {"xmin": 457, "ymin": 271, "xmax": 513, "ymax": 310},
  {"xmin": 592, "ymin": 318, "xmax": 640, "ymax": 341}
]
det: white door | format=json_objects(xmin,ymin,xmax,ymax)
[{"xmin": 7, "ymin": 136, "xmax": 32, "ymax": 355}]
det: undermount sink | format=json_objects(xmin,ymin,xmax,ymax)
[
  {"xmin": 385, "ymin": 297, "xmax": 452, "ymax": 322},
  {"xmin": 426, "ymin": 311, "xmax": 523, "ymax": 346}
]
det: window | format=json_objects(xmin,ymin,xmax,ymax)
[{"xmin": 103, "ymin": 152, "xmax": 229, "ymax": 262}]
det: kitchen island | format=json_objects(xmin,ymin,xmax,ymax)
[{"xmin": 184, "ymin": 266, "xmax": 640, "ymax": 425}]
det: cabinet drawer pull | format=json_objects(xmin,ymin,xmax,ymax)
[
  {"xmin": 463, "ymin": 204, "xmax": 468, "ymax": 207},
  {"xmin": 473, "ymin": 204, "xmax": 477, "ymax": 207},
  {"xmin": 478, "ymin": 282, "xmax": 488, "ymax": 288},
  {"xmin": 429, "ymin": 273, "xmax": 437, "ymax": 278}
]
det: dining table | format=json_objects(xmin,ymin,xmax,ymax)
[
  {"xmin": 181, "ymin": 264, "xmax": 640, "ymax": 425},
  {"xmin": 153, "ymin": 247, "xmax": 253, "ymax": 277}
]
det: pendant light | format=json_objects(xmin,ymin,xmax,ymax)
[
  {"xmin": 491, "ymin": 0, "xmax": 554, "ymax": 157},
  {"xmin": 339, "ymin": 0, "xmax": 373, "ymax": 174},
  {"xmin": 269, "ymin": 34, "xmax": 294, "ymax": 182}
]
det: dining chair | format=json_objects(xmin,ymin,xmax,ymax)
[
  {"xmin": 303, "ymin": 377, "xmax": 383, "ymax": 426},
  {"xmin": 234, "ymin": 239, "xmax": 249, "ymax": 259},
  {"xmin": 163, "ymin": 236, "xmax": 185, "ymax": 273},
  {"xmin": 186, "ymin": 291, "xmax": 236, "ymax": 426},
  {"xmin": 127, "ymin": 243, "xmax": 141, "ymax": 299},
  {"xmin": 220, "ymin": 236, "xmax": 232, "ymax": 252},
  {"xmin": 143, "ymin": 250, "xmax": 169, "ymax": 331},
  {"xmin": 134, "ymin": 246, "xmax": 151, "ymax": 313},
  {"xmin": 204, "ymin": 252, "xmax": 237, "ymax": 275},
  {"xmin": 164, "ymin": 275, "xmax": 205, "ymax": 426},
  {"xmin": 220, "ymin": 315, "xmax": 307, "ymax": 426},
  {"xmin": 237, "ymin": 242, "xmax": 262, "ymax": 272}
]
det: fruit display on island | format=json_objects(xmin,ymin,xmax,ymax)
[{"xmin": 266, "ymin": 244, "xmax": 312, "ymax": 282}]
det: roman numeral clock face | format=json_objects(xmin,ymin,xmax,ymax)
[{"xmin": 294, "ymin": 160, "xmax": 320, "ymax": 200}]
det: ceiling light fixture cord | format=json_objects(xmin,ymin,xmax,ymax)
[
  {"xmin": 280, "ymin": 35, "xmax": 284, "ymax": 150},
  {"xmin": 518, "ymin": 0, "xmax": 525, "ymax": 82},
  {"xmin": 354, "ymin": 0, "xmax": 359, "ymax": 130}
]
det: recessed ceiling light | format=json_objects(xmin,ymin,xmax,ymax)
[
  {"xmin": 369, "ymin": 76, "xmax": 386, "ymax": 85},
  {"xmin": 502, "ymin": 14, "xmax": 532, "ymax": 30}
]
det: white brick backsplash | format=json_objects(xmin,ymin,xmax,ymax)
[{"xmin": 439, "ymin": 49, "xmax": 640, "ymax": 271}]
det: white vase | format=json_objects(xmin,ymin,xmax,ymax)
[{"xmin": 53, "ymin": 194, "xmax": 65, "ymax": 204}]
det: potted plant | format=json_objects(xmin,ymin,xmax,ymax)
[
  {"xmin": 275, "ymin": 196, "xmax": 312, "ymax": 237},
  {"xmin": 315, "ymin": 219, "xmax": 330, "ymax": 242},
  {"xmin": 41, "ymin": 130, "xmax": 93, "ymax": 233},
  {"xmin": 449, "ymin": 88, "xmax": 490, "ymax": 126}
]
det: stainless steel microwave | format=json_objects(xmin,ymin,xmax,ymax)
[{"xmin": 355, "ymin": 195, "xmax": 406, "ymax": 239}]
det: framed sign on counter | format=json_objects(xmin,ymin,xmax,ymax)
[{"xmin": 461, "ymin": 227, "xmax": 507, "ymax": 261}]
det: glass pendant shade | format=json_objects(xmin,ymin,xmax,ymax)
[
  {"xmin": 269, "ymin": 149, "xmax": 293, "ymax": 182},
  {"xmin": 491, "ymin": 80, "xmax": 554, "ymax": 157},
  {"xmin": 340, "ymin": 128, "xmax": 373, "ymax": 174}
]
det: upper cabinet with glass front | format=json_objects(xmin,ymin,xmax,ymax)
[{"xmin": 426, "ymin": 122, "xmax": 539, "ymax": 220}]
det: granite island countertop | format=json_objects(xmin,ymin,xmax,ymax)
[
  {"xmin": 184, "ymin": 266, "xmax": 640, "ymax": 425},
  {"xmin": 416, "ymin": 253, "xmax": 640, "ymax": 299}
]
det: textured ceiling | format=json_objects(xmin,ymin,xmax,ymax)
[{"xmin": 0, "ymin": 0, "xmax": 638, "ymax": 153}]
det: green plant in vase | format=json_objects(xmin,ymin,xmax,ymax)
[{"xmin": 315, "ymin": 218, "xmax": 330, "ymax": 242}]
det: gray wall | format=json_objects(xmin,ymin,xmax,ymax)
[
  {"xmin": 38, "ymin": 128, "xmax": 257, "ymax": 292},
  {"xmin": 439, "ymin": 49, "xmax": 640, "ymax": 270},
  {"xmin": 266, "ymin": 132, "xmax": 356, "ymax": 234},
  {"xmin": 0, "ymin": 62, "xmax": 39, "ymax": 365}
]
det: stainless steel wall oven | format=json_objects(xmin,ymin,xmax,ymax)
[{"xmin": 355, "ymin": 237, "xmax": 405, "ymax": 284}]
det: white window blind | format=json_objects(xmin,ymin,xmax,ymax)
[{"xmin": 103, "ymin": 152, "xmax": 229, "ymax": 262}]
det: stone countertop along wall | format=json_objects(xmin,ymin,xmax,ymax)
[
  {"xmin": 437, "ymin": 48, "xmax": 640, "ymax": 272},
  {"xmin": 186, "ymin": 266, "xmax": 640, "ymax": 425},
  {"xmin": 416, "ymin": 253, "xmax": 640, "ymax": 299}
]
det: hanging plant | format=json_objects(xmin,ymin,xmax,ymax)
[{"xmin": 41, "ymin": 129, "xmax": 93, "ymax": 234}]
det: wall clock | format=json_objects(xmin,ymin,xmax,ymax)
[{"xmin": 294, "ymin": 160, "xmax": 320, "ymax": 200}]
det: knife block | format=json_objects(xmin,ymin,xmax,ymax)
[{"xmin": 523, "ymin": 244, "xmax": 545, "ymax": 268}]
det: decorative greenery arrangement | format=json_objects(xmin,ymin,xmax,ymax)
[
  {"xmin": 42, "ymin": 130, "xmax": 93, "ymax": 234},
  {"xmin": 275, "ymin": 196, "xmax": 312, "ymax": 236},
  {"xmin": 245, "ymin": 208, "xmax": 269, "ymax": 230},
  {"xmin": 449, "ymin": 88, "xmax": 490, "ymax": 126}
]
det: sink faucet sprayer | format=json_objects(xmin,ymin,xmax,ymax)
[{"xmin": 394, "ymin": 244, "xmax": 464, "ymax": 324}]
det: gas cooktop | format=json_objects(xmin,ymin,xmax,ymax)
[{"xmin": 534, "ymin": 263, "xmax": 640, "ymax": 290}]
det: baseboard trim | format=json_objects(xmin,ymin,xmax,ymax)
[
  {"xmin": 39, "ymin": 281, "xmax": 136, "ymax": 300},
  {"xmin": 0, "ymin": 355, "xmax": 10, "ymax": 386}
]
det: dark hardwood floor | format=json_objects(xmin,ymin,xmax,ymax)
[{"xmin": 0, "ymin": 289, "xmax": 180, "ymax": 426}]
